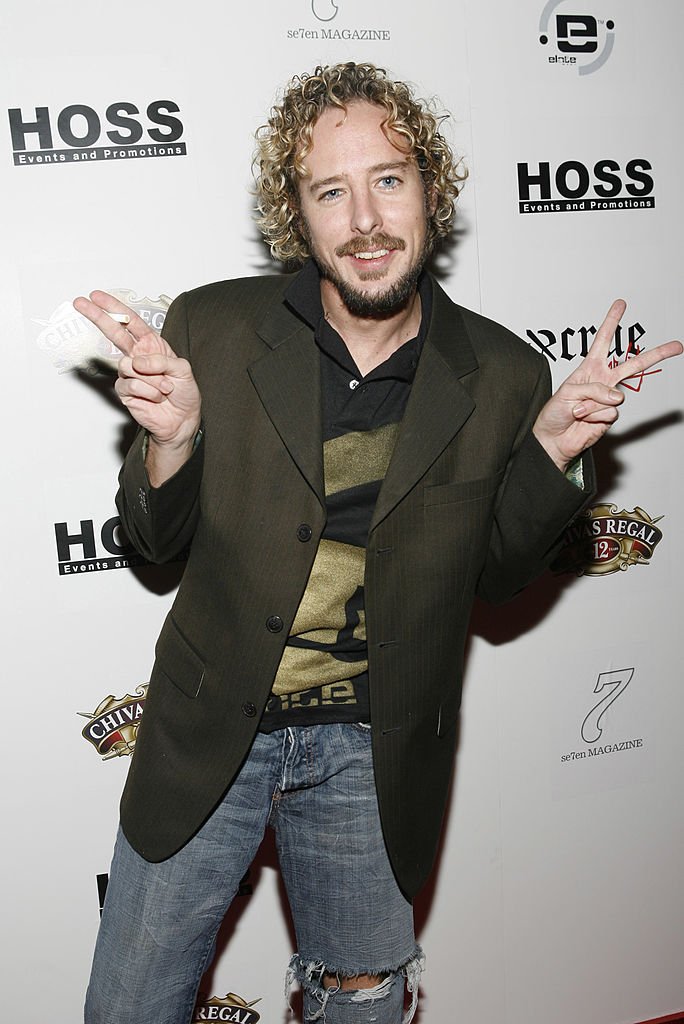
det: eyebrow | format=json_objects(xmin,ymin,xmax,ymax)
[{"xmin": 308, "ymin": 160, "xmax": 412, "ymax": 194}]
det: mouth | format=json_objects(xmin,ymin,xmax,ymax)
[
  {"xmin": 336, "ymin": 235, "xmax": 405, "ymax": 261},
  {"xmin": 351, "ymin": 248, "xmax": 391, "ymax": 261}
]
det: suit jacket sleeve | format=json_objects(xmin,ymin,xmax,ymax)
[
  {"xmin": 115, "ymin": 291, "xmax": 205, "ymax": 563},
  {"xmin": 476, "ymin": 354, "xmax": 595, "ymax": 604}
]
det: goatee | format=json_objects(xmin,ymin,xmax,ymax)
[{"xmin": 305, "ymin": 227, "xmax": 431, "ymax": 319}]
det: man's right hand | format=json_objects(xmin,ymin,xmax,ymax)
[{"xmin": 73, "ymin": 290, "xmax": 202, "ymax": 485}]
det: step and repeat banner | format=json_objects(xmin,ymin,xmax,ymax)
[{"xmin": 2, "ymin": 1, "xmax": 682, "ymax": 1022}]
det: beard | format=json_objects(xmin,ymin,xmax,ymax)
[{"xmin": 303, "ymin": 224, "xmax": 431, "ymax": 319}]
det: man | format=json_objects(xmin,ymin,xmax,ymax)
[{"xmin": 75, "ymin": 63, "xmax": 681, "ymax": 1024}]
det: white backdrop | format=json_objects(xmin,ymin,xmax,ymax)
[{"xmin": 2, "ymin": 2, "xmax": 682, "ymax": 1022}]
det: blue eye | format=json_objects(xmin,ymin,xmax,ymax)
[
  {"xmin": 321, "ymin": 188, "xmax": 342, "ymax": 201},
  {"xmin": 379, "ymin": 176, "xmax": 398, "ymax": 188}
]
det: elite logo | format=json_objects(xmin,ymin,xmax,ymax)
[
  {"xmin": 8, "ymin": 100, "xmax": 186, "ymax": 166},
  {"xmin": 553, "ymin": 504, "xmax": 664, "ymax": 577},
  {"xmin": 192, "ymin": 993, "xmax": 261, "ymax": 1023},
  {"xmin": 79, "ymin": 686, "xmax": 148, "ymax": 759},
  {"xmin": 538, "ymin": 0, "xmax": 615, "ymax": 75},
  {"xmin": 518, "ymin": 159, "xmax": 655, "ymax": 214}
]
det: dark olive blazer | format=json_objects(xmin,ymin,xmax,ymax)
[{"xmin": 116, "ymin": 271, "xmax": 593, "ymax": 899}]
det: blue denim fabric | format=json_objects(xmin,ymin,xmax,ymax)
[{"xmin": 85, "ymin": 723, "xmax": 422, "ymax": 1024}]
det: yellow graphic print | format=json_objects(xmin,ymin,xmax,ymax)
[
  {"xmin": 271, "ymin": 539, "xmax": 366, "ymax": 696},
  {"xmin": 271, "ymin": 423, "xmax": 399, "ymax": 701},
  {"xmin": 323, "ymin": 423, "xmax": 399, "ymax": 496}
]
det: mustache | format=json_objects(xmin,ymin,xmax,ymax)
[{"xmin": 335, "ymin": 234, "xmax": 406, "ymax": 258}]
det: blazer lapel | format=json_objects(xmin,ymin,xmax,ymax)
[
  {"xmin": 248, "ymin": 294, "xmax": 325, "ymax": 508},
  {"xmin": 370, "ymin": 279, "xmax": 479, "ymax": 532}
]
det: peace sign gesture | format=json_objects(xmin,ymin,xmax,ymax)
[
  {"xmin": 74, "ymin": 290, "xmax": 202, "ymax": 484},
  {"xmin": 532, "ymin": 299, "xmax": 683, "ymax": 472}
]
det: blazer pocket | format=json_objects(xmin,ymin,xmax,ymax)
[
  {"xmin": 154, "ymin": 615, "xmax": 206, "ymax": 699},
  {"xmin": 423, "ymin": 469, "xmax": 504, "ymax": 507}
]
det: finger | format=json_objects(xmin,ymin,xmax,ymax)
[
  {"xmin": 610, "ymin": 339, "xmax": 684, "ymax": 384},
  {"xmin": 585, "ymin": 298, "xmax": 627, "ymax": 362},
  {"xmin": 89, "ymin": 290, "xmax": 161, "ymax": 344},
  {"xmin": 73, "ymin": 291, "xmax": 163, "ymax": 356},
  {"xmin": 73, "ymin": 293, "xmax": 142, "ymax": 357},
  {"xmin": 115, "ymin": 376, "xmax": 170, "ymax": 405},
  {"xmin": 118, "ymin": 361, "xmax": 175, "ymax": 395},
  {"xmin": 118, "ymin": 353, "xmax": 176, "ymax": 394},
  {"xmin": 561, "ymin": 381, "xmax": 624, "ymax": 412},
  {"xmin": 573, "ymin": 401, "xmax": 618, "ymax": 421},
  {"xmin": 128, "ymin": 353, "xmax": 192, "ymax": 379}
]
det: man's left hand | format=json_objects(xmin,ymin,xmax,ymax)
[{"xmin": 532, "ymin": 299, "xmax": 683, "ymax": 472}]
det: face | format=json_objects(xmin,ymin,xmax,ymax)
[{"xmin": 297, "ymin": 101, "xmax": 433, "ymax": 318}]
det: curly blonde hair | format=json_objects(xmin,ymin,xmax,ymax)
[{"xmin": 254, "ymin": 62, "xmax": 467, "ymax": 264}]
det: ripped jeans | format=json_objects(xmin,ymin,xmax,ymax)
[{"xmin": 85, "ymin": 723, "xmax": 423, "ymax": 1024}]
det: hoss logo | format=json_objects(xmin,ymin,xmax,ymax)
[
  {"xmin": 55, "ymin": 514, "xmax": 187, "ymax": 574},
  {"xmin": 55, "ymin": 516, "xmax": 143, "ymax": 575},
  {"xmin": 9, "ymin": 99, "xmax": 186, "ymax": 165},
  {"xmin": 518, "ymin": 159, "xmax": 655, "ymax": 214}
]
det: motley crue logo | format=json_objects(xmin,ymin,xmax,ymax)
[
  {"xmin": 192, "ymin": 993, "xmax": 261, "ymax": 1023},
  {"xmin": 525, "ymin": 320, "xmax": 664, "ymax": 391},
  {"xmin": 553, "ymin": 504, "xmax": 664, "ymax": 576},
  {"xmin": 34, "ymin": 289, "xmax": 171, "ymax": 375},
  {"xmin": 79, "ymin": 685, "xmax": 148, "ymax": 759},
  {"xmin": 526, "ymin": 320, "xmax": 645, "ymax": 364}
]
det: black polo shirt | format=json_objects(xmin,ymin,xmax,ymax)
[{"xmin": 259, "ymin": 260, "xmax": 432, "ymax": 731}]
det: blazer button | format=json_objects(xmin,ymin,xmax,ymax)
[
  {"xmin": 266, "ymin": 615, "xmax": 283, "ymax": 633},
  {"xmin": 296, "ymin": 523, "xmax": 312, "ymax": 542},
  {"xmin": 241, "ymin": 702, "xmax": 257, "ymax": 718}
]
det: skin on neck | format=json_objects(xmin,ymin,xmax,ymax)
[{"xmin": 320, "ymin": 276, "xmax": 422, "ymax": 376}]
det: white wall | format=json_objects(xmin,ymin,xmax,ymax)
[{"xmin": 2, "ymin": 2, "xmax": 681, "ymax": 1021}]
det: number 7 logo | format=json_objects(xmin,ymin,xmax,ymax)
[{"xmin": 581, "ymin": 668, "xmax": 634, "ymax": 744}]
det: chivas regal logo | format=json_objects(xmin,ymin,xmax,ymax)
[
  {"xmin": 553, "ymin": 504, "xmax": 664, "ymax": 576},
  {"xmin": 34, "ymin": 289, "xmax": 170, "ymax": 374},
  {"xmin": 192, "ymin": 993, "xmax": 261, "ymax": 1023},
  {"xmin": 79, "ymin": 685, "xmax": 147, "ymax": 759}
]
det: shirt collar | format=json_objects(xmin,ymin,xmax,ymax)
[{"xmin": 284, "ymin": 258, "xmax": 432, "ymax": 382}]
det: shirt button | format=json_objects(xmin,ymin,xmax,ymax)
[
  {"xmin": 349, "ymin": 378, "xmax": 360, "ymax": 390},
  {"xmin": 241, "ymin": 702, "xmax": 257, "ymax": 718},
  {"xmin": 266, "ymin": 615, "xmax": 283, "ymax": 633},
  {"xmin": 296, "ymin": 523, "xmax": 312, "ymax": 542}
]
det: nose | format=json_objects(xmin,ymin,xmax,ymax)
[{"xmin": 350, "ymin": 186, "xmax": 382, "ymax": 236}]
